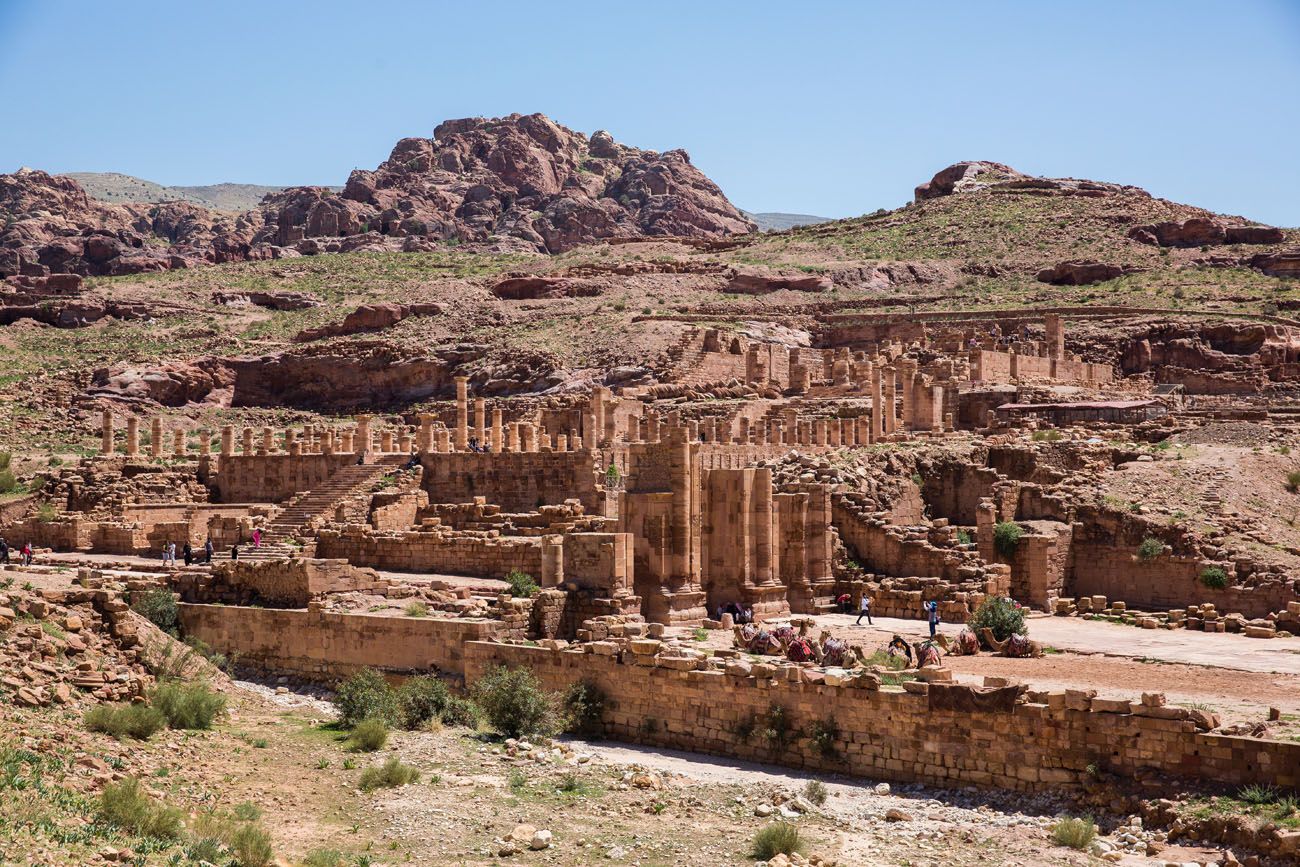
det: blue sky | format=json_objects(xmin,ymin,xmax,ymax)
[{"xmin": 1, "ymin": 0, "xmax": 1297, "ymax": 224}]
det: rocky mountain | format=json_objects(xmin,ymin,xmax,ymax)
[
  {"xmin": 65, "ymin": 173, "xmax": 338, "ymax": 212},
  {"xmin": 0, "ymin": 113, "xmax": 755, "ymax": 279}
]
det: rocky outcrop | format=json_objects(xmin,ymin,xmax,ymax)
[
  {"xmin": 211, "ymin": 289, "xmax": 321, "ymax": 310},
  {"xmin": 1036, "ymin": 261, "xmax": 1139, "ymax": 286},
  {"xmin": 1128, "ymin": 218, "xmax": 1285, "ymax": 248},
  {"xmin": 914, "ymin": 161, "xmax": 1139, "ymax": 202},
  {"xmin": 723, "ymin": 269, "xmax": 832, "ymax": 294},
  {"xmin": 85, "ymin": 361, "xmax": 235, "ymax": 406},
  {"xmin": 489, "ymin": 275, "xmax": 604, "ymax": 300},
  {"xmin": 258, "ymin": 113, "xmax": 754, "ymax": 254},
  {"xmin": 1250, "ymin": 250, "xmax": 1300, "ymax": 279},
  {"xmin": 293, "ymin": 302, "xmax": 443, "ymax": 342}
]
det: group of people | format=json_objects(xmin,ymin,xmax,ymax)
[
  {"xmin": 0, "ymin": 536, "xmax": 33, "ymax": 566},
  {"xmin": 840, "ymin": 594, "xmax": 940, "ymax": 638},
  {"xmin": 160, "ymin": 537, "xmax": 217, "ymax": 566}
]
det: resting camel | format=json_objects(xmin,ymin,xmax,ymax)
[
  {"xmin": 733, "ymin": 620, "xmax": 809, "ymax": 656},
  {"xmin": 935, "ymin": 628, "xmax": 981, "ymax": 656},
  {"xmin": 977, "ymin": 627, "xmax": 1043, "ymax": 658},
  {"xmin": 812, "ymin": 629, "xmax": 870, "ymax": 667}
]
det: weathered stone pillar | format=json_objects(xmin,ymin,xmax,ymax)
[
  {"xmin": 241, "ymin": 427, "xmax": 254, "ymax": 455},
  {"xmin": 473, "ymin": 398, "xmax": 486, "ymax": 447},
  {"xmin": 339, "ymin": 430, "xmax": 354, "ymax": 453},
  {"xmin": 417, "ymin": 414, "xmax": 435, "ymax": 453},
  {"xmin": 259, "ymin": 427, "xmax": 273, "ymax": 455},
  {"xmin": 646, "ymin": 412, "xmax": 660, "ymax": 443},
  {"xmin": 871, "ymin": 367, "xmax": 884, "ymax": 441},
  {"xmin": 490, "ymin": 408, "xmax": 503, "ymax": 453},
  {"xmin": 1044, "ymin": 313, "xmax": 1064, "ymax": 360},
  {"xmin": 858, "ymin": 416, "xmax": 872, "ymax": 445},
  {"xmin": 198, "ymin": 429, "xmax": 211, "ymax": 457},
  {"xmin": 398, "ymin": 432, "xmax": 412, "ymax": 453},
  {"xmin": 150, "ymin": 418, "xmax": 163, "ymax": 458},
  {"xmin": 435, "ymin": 428, "xmax": 450, "ymax": 453},
  {"xmin": 354, "ymin": 415, "xmax": 371, "ymax": 457},
  {"xmin": 519, "ymin": 423, "xmax": 535, "ymax": 452},
  {"xmin": 555, "ymin": 433, "xmax": 568, "ymax": 452},
  {"xmin": 101, "ymin": 410, "xmax": 115, "ymax": 454},
  {"xmin": 590, "ymin": 387, "xmax": 607, "ymax": 447},
  {"xmin": 220, "ymin": 426, "xmax": 233, "ymax": 456},
  {"xmin": 126, "ymin": 417, "xmax": 140, "ymax": 456},
  {"xmin": 737, "ymin": 418, "xmax": 750, "ymax": 445},
  {"xmin": 899, "ymin": 358, "xmax": 918, "ymax": 430},
  {"xmin": 172, "ymin": 428, "xmax": 185, "ymax": 457},
  {"xmin": 754, "ymin": 467, "xmax": 775, "ymax": 586},
  {"xmin": 884, "ymin": 368, "xmax": 897, "ymax": 435},
  {"xmin": 541, "ymin": 536, "xmax": 565, "ymax": 588},
  {"xmin": 812, "ymin": 418, "xmax": 826, "ymax": 446},
  {"xmin": 583, "ymin": 412, "xmax": 598, "ymax": 449},
  {"xmin": 381, "ymin": 430, "xmax": 394, "ymax": 453},
  {"xmin": 505, "ymin": 423, "xmax": 519, "ymax": 452},
  {"xmin": 454, "ymin": 376, "xmax": 469, "ymax": 451}
]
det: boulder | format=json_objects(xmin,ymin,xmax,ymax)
[{"xmin": 1036, "ymin": 261, "xmax": 1136, "ymax": 285}]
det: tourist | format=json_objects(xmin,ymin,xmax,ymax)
[
  {"xmin": 203, "ymin": 537, "xmax": 214, "ymax": 564},
  {"xmin": 0, "ymin": 536, "xmax": 8, "ymax": 563},
  {"xmin": 21, "ymin": 542, "xmax": 33, "ymax": 566},
  {"xmin": 161, "ymin": 540, "xmax": 172, "ymax": 565},
  {"xmin": 252, "ymin": 527, "xmax": 262, "ymax": 548},
  {"xmin": 167, "ymin": 540, "xmax": 177, "ymax": 567},
  {"xmin": 855, "ymin": 594, "xmax": 872, "ymax": 626},
  {"xmin": 182, "ymin": 542, "xmax": 193, "ymax": 566},
  {"xmin": 926, "ymin": 599, "xmax": 940, "ymax": 638},
  {"xmin": 836, "ymin": 592, "xmax": 852, "ymax": 614},
  {"xmin": 231, "ymin": 543, "xmax": 240, "ymax": 561}
]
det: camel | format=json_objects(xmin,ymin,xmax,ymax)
[
  {"xmin": 977, "ymin": 627, "xmax": 1043, "ymax": 658},
  {"xmin": 813, "ymin": 629, "xmax": 870, "ymax": 667},
  {"xmin": 936, "ymin": 628, "xmax": 981, "ymax": 656}
]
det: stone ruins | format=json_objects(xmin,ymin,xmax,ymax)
[{"xmin": 6, "ymin": 310, "xmax": 1300, "ymax": 815}]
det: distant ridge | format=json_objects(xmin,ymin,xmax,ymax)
[
  {"xmin": 64, "ymin": 172, "xmax": 340, "ymax": 212},
  {"xmin": 742, "ymin": 210, "xmax": 833, "ymax": 231}
]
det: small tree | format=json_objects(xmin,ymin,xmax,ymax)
[
  {"xmin": 334, "ymin": 668, "xmax": 399, "ymax": 727},
  {"xmin": 993, "ymin": 522, "xmax": 1023, "ymax": 558},
  {"xmin": 131, "ymin": 589, "xmax": 179, "ymax": 636},
  {"xmin": 968, "ymin": 596, "xmax": 1027, "ymax": 643},
  {"xmin": 1199, "ymin": 566, "xmax": 1228, "ymax": 589},
  {"xmin": 472, "ymin": 665, "xmax": 559, "ymax": 739},
  {"xmin": 505, "ymin": 569, "xmax": 539, "ymax": 598}
]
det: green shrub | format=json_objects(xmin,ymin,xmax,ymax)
[
  {"xmin": 1051, "ymin": 815, "xmax": 1097, "ymax": 850},
  {"xmin": 439, "ymin": 696, "xmax": 479, "ymax": 728},
  {"xmin": 760, "ymin": 703, "xmax": 798, "ymax": 752},
  {"xmin": 1287, "ymin": 470, "xmax": 1300, "ymax": 493},
  {"xmin": 0, "ymin": 453, "xmax": 16, "ymax": 494},
  {"xmin": 992, "ymin": 522, "xmax": 1023, "ymax": 558},
  {"xmin": 1199, "ymin": 566, "xmax": 1229, "ymax": 589},
  {"xmin": 229, "ymin": 820, "xmax": 275, "ymax": 867},
  {"xmin": 505, "ymin": 569, "xmax": 539, "ymax": 598},
  {"xmin": 347, "ymin": 718, "xmax": 389, "ymax": 752},
  {"xmin": 98, "ymin": 777, "xmax": 183, "ymax": 840},
  {"xmin": 335, "ymin": 668, "xmax": 399, "ymax": 727},
  {"xmin": 1137, "ymin": 537, "xmax": 1163, "ymax": 562},
  {"xmin": 955, "ymin": 528, "xmax": 973, "ymax": 546},
  {"xmin": 359, "ymin": 755, "xmax": 419, "ymax": 792},
  {"xmin": 472, "ymin": 665, "xmax": 559, "ymax": 739},
  {"xmin": 402, "ymin": 600, "xmax": 429, "ymax": 617},
  {"xmin": 807, "ymin": 716, "xmax": 839, "ymax": 759},
  {"xmin": 302, "ymin": 851, "xmax": 346, "ymax": 867},
  {"xmin": 84, "ymin": 703, "xmax": 166, "ymax": 740},
  {"xmin": 131, "ymin": 588, "xmax": 179, "ymax": 635},
  {"xmin": 803, "ymin": 779, "xmax": 828, "ymax": 806},
  {"xmin": 968, "ymin": 596, "xmax": 1027, "ymax": 643},
  {"xmin": 150, "ymin": 680, "xmax": 226, "ymax": 730},
  {"xmin": 751, "ymin": 821, "xmax": 804, "ymax": 860},
  {"xmin": 562, "ymin": 679, "xmax": 607, "ymax": 738},
  {"xmin": 396, "ymin": 675, "xmax": 449, "ymax": 729}
]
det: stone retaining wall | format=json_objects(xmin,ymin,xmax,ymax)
[{"xmin": 463, "ymin": 641, "xmax": 1300, "ymax": 794}]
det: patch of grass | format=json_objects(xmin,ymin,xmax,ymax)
[
  {"xmin": 359, "ymin": 756, "xmax": 419, "ymax": 792},
  {"xmin": 1051, "ymin": 815, "xmax": 1096, "ymax": 850},
  {"xmin": 97, "ymin": 777, "xmax": 183, "ymax": 840},
  {"xmin": 402, "ymin": 600, "xmax": 429, "ymax": 618},
  {"xmin": 347, "ymin": 718, "xmax": 389, "ymax": 752},
  {"xmin": 150, "ymin": 680, "xmax": 226, "ymax": 730},
  {"xmin": 302, "ymin": 850, "xmax": 347, "ymax": 867},
  {"xmin": 1287, "ymin": 470, "xmax": 1300, "ymax": 493},
  {"xmin": 751, "ymin": 821, "xmax": 804, "ymax": 860},
  {"xmin": 84, "ymin": 703, "xmax": 166, "ymax": 740},
  {"xmin": 692, "ymin": 627, "xmax": 709, "ymax": 641}
]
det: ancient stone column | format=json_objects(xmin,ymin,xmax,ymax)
[
  {"xmin": 339, "ymin": 430, "xmax": 354, "ymax": 453},
  {"xmin": 490, "ymin": 408, "xmax": 503, "ymax": 453},
  {"xmin": 416, "ymin": 413, "xmax": 435, "ymax": 453},
  {"xmin": 754, "ymin": 467, "xmax": 775, "ymax": 585},
  {"xmin": 884, "ymin": 368, "xmax": 897, "ymax": 435},
  {"xmin": 125, "ymin": 417, "xmax": 140, "ymax": 456},
  {"xmin": 220, "ymin": 426, "xmax": 233, "ymax": 456},
  {"xmin": 812, "ymin": 419, "xmax": 826, "ymax": 446},
  {"xmin": 899, "ymin": 358, "xmax": 918, "ymax": 430},
  {"xmin": 737, "ymin": 418, "xmax": 750, "ymax": 445},
  {"xmin": 857, "ymin": 416, "xmax": 871, "ymax": 446},
  {"xmin": 1044, "ymin": 313, "xmax": 1064, "ymax": 360},
  {"xmin": 505, "ymin": 423, "xmax": 519, "ymax": 452},
  {"xmin": 555, "ymin": 433, "xmax": 568, "ymax": 452},
  {"xmin": 435, "ymin": 428, "xmax": 450, "ymax": 453},
  {"xmin": 260, "ymin": 427, "xmax": 273, "ymax": 455},
  {"xmin": 871, "ymin": 367, "xmax": 884, "ymax": 441},
  {"xmin": 590, "ymin": 387, "xmax": 608, "ymax": 447},
  {"xmin": 519, "ymin": 423, "xmax": 535, "ymax": 452},
  {"xmin": 473, "ymin": 398, "xmax": 486, "ymax": 447},
  {"xmin": 753, "ymin": 420, "xmax": 766, "ymax": 445},
  {"xmin": 172, "ymin": 428, "xmax": 185, "ymax": 457},
  {"xmin": 241, "ymin": 427, "xmax": 254, "ymax": 455},
  {"xmin": 538, "ymin": 431, "xmax": 552, "ymax": 452},
  {"xmin": 101, "ymin": 410, "xmax": 115, "ymax": 455},
  {"xmin": 381, "ymin": 430, "xmax": 394, "ymax": 453},
  {"xmin": 398, "ymin": 432, "xmax": 412, "ymax": 453},
  {"xmin": 454, "ymin": 376, "xmax": 469, "ymax": 451},
  {"xmin": 686, "ymin": 419, "xmax": 699, "ymax": 442},
  {"xmin": 150, "ymin": 418, "xmax": 163, "ymax": 458},
  {"xmin": 541, "ymin": 536, "xmax": 565, "ymax": 588},
  {"xmin": 646, "ymin": 412, "xmax": 660, "ymax": 443},
  {"xmin": 354, "ymin": 415, "xmax": 371, "ymax": 457},
  {"xmin": 198, "ymin": 429, "xmax": 211, "ymax": 457}
]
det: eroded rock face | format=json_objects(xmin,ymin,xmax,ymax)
[
  {"xmin": 1128, "ymin": 218, "xmax": 1285, "ymax": 248},
  {"xmin": 913, "ymin": 161, "xmax": 1139, "ymax": 202},
  {"xmin": 258, "ymin": 113, "xmax": 755, "ymax": 254},
  {"xmin": 86, "ymin": 361, "xmax": 235, "ymax": 406},
  {"xmin": 1036, "ymin": 261, "xmax": 1137, "ymax": 286},
  {"xmin": 723, "ymin": 269, "xmax": 832, "ymax": 294},
  {"xmin": 293, "ymin": 302, "xmax": 443, "ymax": 342}
]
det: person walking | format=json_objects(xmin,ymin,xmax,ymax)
[
  {"xmin": 21, "ymin": 542, "xmax": 33, "ymax": 567},
  {"xmin": 926, "ymin": 600, "xmax": 940, "ymax": 638},
  {"xmin": 204, "ymin": 537, "xmax": 214, "ymax": 565},
  {"xmin": 161, "ymin": 540, "xmax": 172, "ymax": 565},
  {"xmin": 182, "ymin": 542, "xmax": 193, "ymax": 566},
  {"xmin": 230, "ymin": 543, "xmax": 240, "ymax": 562},
  {"xmin": 167, "ymin": 540, "xmax": 177, "ymax": 567},
  {"xmin": 252, "ymin": 527, "xmax": 262, "ymax": 548},
  {"xmin": 855, "ymin": 594, "xmax": 872, "ymax": 626}
]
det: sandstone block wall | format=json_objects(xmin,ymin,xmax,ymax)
[
  {"xmin": 421, "ymin": 451, "xmax": 602, "ymax": 514},
  {"xmin": 315, "ymin": 526, "xmax": 543, "ymax": 579},
  {"xmin": 463, "ymin": 642, "xmax": 1300, "ymax": 793},
  {"xmin": 216, "ymin": 454, "xmax": 355, "ymax": 503},
  {"xmin": 179, "ymin": 604, "xmax": 500, "ymax": 678}
]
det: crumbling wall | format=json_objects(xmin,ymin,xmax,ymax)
[
  {"xmin": 315, "ymin": 526, "xmax": 543, "ymax": 579},
  {"xmin": 420, "ymin": 451, "xmax": 602, "ymax": 514},
  {"xmin": 179, "ymin": 603, "xmax": 500, "ymax": 678},
  {"xmin": 216, "ymin": 454, "xmax": 355, "ymax": 503},
  {"xmin": 463, "ymin": 642, "xmax": 1300, "ymax": 793}
]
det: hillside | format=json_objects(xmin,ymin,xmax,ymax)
[
  {"xmin": 743, "ymin": 210, "xmax": 833, "ymax": 231},
  {"xmin": 66, "ymin": 172, "xmax": 340, "ymax": 212}
]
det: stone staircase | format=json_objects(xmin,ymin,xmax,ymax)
[{"xmin": 215, "ymin": 455, "xmax": 408, "ymax": 562}]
